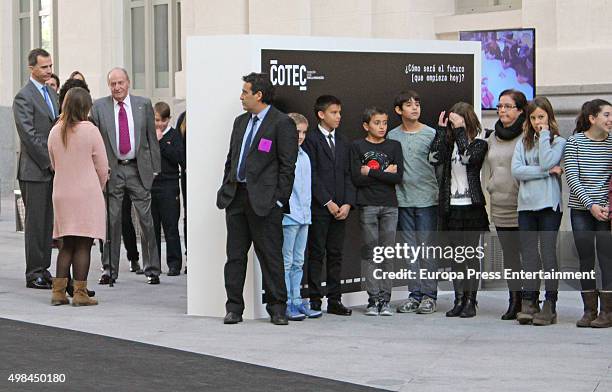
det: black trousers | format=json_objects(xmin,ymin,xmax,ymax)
[
  {"xmin": 224, "ymin": 185, "xmax": 286, "ymax": 315},
  {"xmin": 571, "ymin": 209, "xmax": 612, "ymax": 291},
  {"xmin": 121, "ymin": 195, "xmax": 140, "ymax": 262},
  {"xmin": 19, "ymin": 180, "xmax": 53, "ymax": 282},
  {"xmin": 307, "ymin": 213, "xmax": 346, "ymax": 304},
  {"xmin": 495, "ymin": 226, "xmax": 523, "ymax": 292},
  {"xmin": 151, "ymin": 181, "xmax": 182, "ymax": 272},
  {"xmin": 181, "ymin": 171, "xmax": 187, "ymax": 253}
]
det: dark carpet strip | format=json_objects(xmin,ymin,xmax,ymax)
[{"xmin": 0, "ymin": 317, "xmax": 386, "ymax": 392}]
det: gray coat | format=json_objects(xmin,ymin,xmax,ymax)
[
  {"xmin": 13, "ymin": 80, "xmax": 59, "ymax": 182},
  {"xmin": 90, "ymin": 94, "xmax": 161, "ymax": 190}
]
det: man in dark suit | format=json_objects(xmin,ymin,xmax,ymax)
[
  {"xmin": 175, "ymin": 110, "xmax": 187, "ymax": 274},
  {"xmin": 90, "ymin": 67, "xmax": 162, "ymax": 285},
  {"xmin": 13, "ymin": 48, "xmax": 59, "ymax": 289},
  {"xmin": 302, "ymin": 95, "xmax": 356, "ymax": 315},
  {"xmin": 217, "ymin": 72, "xmax": 298, "ymax": 325}
]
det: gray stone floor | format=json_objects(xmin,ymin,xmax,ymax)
[{"xmin": 0, "ymin": 197, "xmax": 611, "ymax": 392}]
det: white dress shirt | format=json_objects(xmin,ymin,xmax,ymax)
[
  {"xmin": 30, "ymin": 77, "xmax": 49, "ymax": 101},
  {"xmin": 30, "ymin": 77, "xmax": 55, "ymax": 118},
  {"xmin": 318, "ymin": 124, "xmax": 336, "ymax": 148},
  {"xmin": 113, "ymin": 95, "xmax": 136, "ymax": 160},
  {"xmin": 318, "ymin": 124, "xmax": 337, "ymax": 207}
]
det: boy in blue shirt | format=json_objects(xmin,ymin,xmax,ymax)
[{"xmin": 284, "ymin": 113, "xmax": 323, "ymax": 320}]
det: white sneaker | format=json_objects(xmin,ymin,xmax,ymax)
[
  {"xmin": 416, "ymin": 297, "xmax": 437, "ymax": 314},
  {"xmin": 378, "ymin": 301, "xmax": 393, "ymax": 316},
  {"xmin": 397, "ymin": 297, "xmax": 420, "ymax": 313},
  {"xmin": 365, "ymin": 303, "xmax": 379, "ymax": 316}
]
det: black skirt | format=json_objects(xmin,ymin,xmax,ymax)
[{"xmin": 446, "ymin": 204, "xmax": 490, "ymax": 231}]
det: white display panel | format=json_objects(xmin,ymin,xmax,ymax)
[{"xmin": 187, "ymin": 35, "xmax": 481, "ymax": 318}]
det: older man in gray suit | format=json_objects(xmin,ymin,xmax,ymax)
[
  {"xmin": 90, "ymin": 67, "xmax": 162, "ymax": 284},
  {"xmin": 13, "ymin": 48, "xmax": 59, "ymax": 289}
]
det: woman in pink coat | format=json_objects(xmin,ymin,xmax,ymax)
[{"xmin": 48, "ymin": 87, "xmax": 108, "ymax": 306}]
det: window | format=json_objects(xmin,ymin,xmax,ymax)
[
  {"xmin": 154, "ymin": 4, "xmax": 169, "ymax": 88},
  {"xmin": 16, "ymin": 0, "xmax": 57, "ymax": 86},
  {"xmin": 131, "ymin": 3, "xmax": 146, "ymax": 89},
  {"xmin": 126, "ymin": 0, "xmax": 181, "ymax": 98},
  {"xmin": 18, "ymin": 10, "xmax": 31, "ymax": 87},
  {"xmin": 38, "ymin": 0, "xmax": 52, "ymax": 51},
  {"xmin": 176, "ymin": 1, "xmax": 181, "ymax": 71}
]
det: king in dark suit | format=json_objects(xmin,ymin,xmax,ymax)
[
  {"xmin": 217, "ymin": 72, "xmax": 298, "ymax": 325},
  {"xmin": 13, "ymin": 48, "xmax": 59, "ymax": 289}
]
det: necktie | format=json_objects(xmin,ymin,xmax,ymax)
[
  {"xmin": 118, "ymin": 101, "xmax": 131, "ymax": 155},
  {"xmin": 238, "ymin": 116, "xmax": 260, "ymax": 181},
  {"xmin": 42, "ymin": 86, "xmax": 55, "ymax": 118},
  {"xmin": 327, "ymin": 133, "xmax": 335, "ymax": 160}
]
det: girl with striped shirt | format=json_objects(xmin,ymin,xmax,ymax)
[{"xmin": 564, "ymin": 99, "xmax": 612, "ymax": 328}]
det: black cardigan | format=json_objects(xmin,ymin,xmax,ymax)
[{"xmin": 429, "ymin": 126, "xmax": 488, "ymax": 225}]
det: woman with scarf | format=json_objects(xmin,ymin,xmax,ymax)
[{"xmin": 485, "ymin": 89, "xmax": 527, "ymax": 320}]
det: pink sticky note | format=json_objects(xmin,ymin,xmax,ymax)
[{"xmin": 258, "ymin": 138, "xmax": 272, "ymax": 153}]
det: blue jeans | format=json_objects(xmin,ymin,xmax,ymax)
[
  {"xmin": 360, "ymin": 206, "xmax": 399, "ymax": 303},
  {"xmin": 518, "ymin": 208, "xmax": 562, "ymax": 300},
  {"xmin": 282, "ymin": 224, "xmax": 309, "ymax": 306},
  {"xmin": 570, "ymin": 209, "xmax": 612, "ymax": 291},
  {"xmin": 398, "ymin": 206, "xmax": 438, "ymax": 300}
]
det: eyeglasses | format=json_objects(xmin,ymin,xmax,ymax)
[{"xmin": 496, "ymin": 104, "xmax": 517, "ymax": 110}]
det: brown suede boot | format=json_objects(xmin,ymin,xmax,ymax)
[
  {"xmin": 576, "ymin": 291, "xmax": 598, "ymax": 328},
  {"xmin": 51, "ymin": 277, "xmax": 69, "ymax": 306},
  {"xmin": 516, "ymin": 298, "xmax": 540, "ymax": 325},
  {"xmin": 533, "ymin": 300, "xmax": 557, "ymax": 326},
  {"xmin": 72, "ymin": 281, "xmax": 98, "ymax": 306},
  {"xmin": 591, "ymin": 291, "xmax": 612, "ymax": 328}
]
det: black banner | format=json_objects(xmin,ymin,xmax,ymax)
[{"xmin": 261, "ymin": 49, "xmax": 475, "ymax": 294}]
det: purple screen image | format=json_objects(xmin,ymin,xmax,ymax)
[{"xmin": 460, "ymin": 29, "xmax": 535, "ymax": 109}]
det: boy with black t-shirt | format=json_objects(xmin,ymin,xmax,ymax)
[{"xmin": 350, "ymin": 107, "xmax": 403, "ymax": 316}]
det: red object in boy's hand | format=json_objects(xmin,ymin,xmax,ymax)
[{"xmin": 367, "ymin": 160, "xmax": 380, "ymax": 170}]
